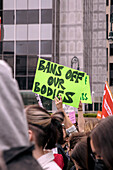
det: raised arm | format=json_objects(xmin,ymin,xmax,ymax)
[
  {"xmin": 55, "ymin": 96, "xmax": 78, "ymax": 134},
  {"xmin": 78, "ymin": 101, "xmax": 85, "ymax": 132}
]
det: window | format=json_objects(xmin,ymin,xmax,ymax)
[
  {"xmin": 106, "ymin": 14, "xmax": 108, "ymax": 39},
  {"xmin": 3, "ymin": 10, "xmax": 14, "ymax": 24},
  {"xmin": 41, "ymin": 24, "xmax": 52, "ymax": 40},
  {"xmin": 16, "ymin": 41, "xmax": 28, "ymax": 55},
  {"xmin": 3, "ymin": 55, "xmax": 14, "ymax": 73},
  {"xmin": 16, "ymin": 10, "xmax": 39, "ymax": 24},
  {"xmin": 28, "ymin": 41, "xmax": 39, "ymax": 55},
  {"xmin": 41, "ymin": 9, "xmax": 52, "ymax": 23},
  {"xmin": 110, "ymin": 63, "xmax": 113, "ymax": 86},
  {"xmin": 28, "ymin": 77, "xmax": 34, "ymax": 90},
  {"xmin": 3, "ymin": 41, "xmax": 14, "ymax": 54},
  {"xmin": 28, "ymin": 10, "xmax": 39, "ymax": 24},
  {"xmin": 100, "ymin": 103, "xmax": 102, "ymax": 111},
  {"xmin": 106, "ymin": 48, "xmax": 108, "ymax": 71},
  {"xmin": 20, "ymin": 91, "xmax": 38, "ymax": 106},
  {"xmin": 0, "ymin": 0, "xmax": 3, "ymax": 10},
  {"xmin": 0, "ymin": 41, "xmax": 3, "ymax": 54},
  {"xmin": 28, "ymin": 24, "xmax": 39, "ymax": 40},
  {"xmin": 94, "ymin": 103, "xmax": 98, "ymax": 111},
  {"xmin": 106, "ymin": 0, "xmax": 109, "ymax": 6},
  {"xmin": 28, "ymin": 0, "xmax": 39, "ymax": 9},
  {"xmin": 16, "ymin": 55, "xmax": 27, "ymax": 75},
  {"xmin": 16, "ymin": 10, "xmax": 27, "ymax": 24},
  {"xmin": 41, "ymin": 97, "xmax": 52, "ymax": 110},
  {"xmin": 41, "ymin": 40, "xmax": 52, "ymax": 54},
  {"xmin": 3, "ymin": 25, "xmax": 14, "ymax": 41},
  {"xmin": 16, "ymin": 0, "xmax": 27, "ymax": 10},
  {"xmin": 88, "ymin": 104, "xmax": 93, "ymax": 111},
  {"xmin": 16, "ymin": 25, "xmax": 27, "ymax": 40},
  {"xmin": 3, "ymin": 0, "xmax": 14, "ymax": 10},
  {"xmin": 41, "ymin": 0, "xmax": 52, "ymax": 9},
  {"xmin": 110, "ymin": 44, "xmax": 113, "ymax": 56},
  {"xmin": 28, "ymin": 56, "xmax": 38, "ymax": 75},
  {"xmin": 16, "ymin": 77, "xmax": 26, "ymax": 90}
]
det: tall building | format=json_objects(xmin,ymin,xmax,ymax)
[
  {"xmin": 1, "ymin": 0, "xmax": 107, "ymax": 111},
  {"xmin": 0, "ymin": 0, "xmax": 59, "ymax": 109},
  {"xmin": 60, "ymin": 0, "xmax": 107, "ymax": 111},
  {"xmin": 106, "ymin": 0, "xmax": 113, "ymax": 92}
]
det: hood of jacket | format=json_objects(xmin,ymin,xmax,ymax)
[{"xmin": 0, "ymin": 60, "xmax": 30, "ymax": 150}]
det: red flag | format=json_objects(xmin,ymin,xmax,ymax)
[{"xmin": 102, "ymin": 82, "xmax": 113, "ymax": 118}]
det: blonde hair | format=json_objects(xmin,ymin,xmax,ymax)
[{"xmin": 84, "ymin": 119, "xmax": 99, "ymax": 133}]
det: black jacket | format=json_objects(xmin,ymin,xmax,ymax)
[
  {"xmin": 3, "ymin": 145, "xmax": 43, "ymax": 170},
  {"xmin": 57, "ymin": 144, "xmax": 68, "ymax": 170}
]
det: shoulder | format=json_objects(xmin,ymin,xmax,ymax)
[{"xmin": 44, "ymin": 161, "xmax": 61, "ymax": 170}]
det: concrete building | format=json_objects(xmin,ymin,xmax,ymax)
[
  {"xmin": 106, "ymin": 0, "xmax": 113, "ymax": 92},
  {"xmin": 60, "ymin": 0, "xmax": 107, "ymax": 111}
]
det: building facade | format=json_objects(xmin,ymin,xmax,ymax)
[
  {"xmin": 0, "ymin": 0, "xmax": 59, "ymax": 109},
  {"xmin": 106, "ymin": 0, "xmax": 113, "ymax": 92},
  {"xmin": 0, "ymin": 0, "xmax": 107, "ymax": 111},
  {"xmin": 60, "ymin": 0, "xmax": 107, "ymax": 111}
]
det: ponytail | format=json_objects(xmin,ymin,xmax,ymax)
[{"xmin": 25, "ymin": 105, "xmax": 65, "ymax": 149}]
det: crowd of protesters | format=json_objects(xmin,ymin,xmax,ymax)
[{"xmin": 0, "ymin": 60, "xmax": 113, "ymax": 170}]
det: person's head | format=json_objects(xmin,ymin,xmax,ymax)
[
  {"xmin": 71, "ymin": 137, "xmax": 87, "ymax": 170},
  {"xmin": 87, "ymin": 116, "xmax": 113, "ymax": 170},
  {"xmin": 84, "ymin": 119, "xmax": 100, "ymax": 133},
  {"xmin": 25, "ymin": 105, "xmax": 64, "ymax": 149},
  {"xmin": 69, "ymin": 132, "xmax": 86, "ymax": 151}
]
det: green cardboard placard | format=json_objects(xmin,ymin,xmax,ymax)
[
  {"xmin": 80, "ymin": 75, "xmax": 92, "ymax": 104},
  {"xmin": 32, "ymin": 58, "xmax": 86, "ymax": 108}
]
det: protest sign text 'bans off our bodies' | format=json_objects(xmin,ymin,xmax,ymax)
[{"xmin": 32, "ymin": 58, "xmax": 92, "ymax": 108}]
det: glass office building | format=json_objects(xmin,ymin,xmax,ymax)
[{"xmin": 0, "ymin": 0, "xmax": 59, "ymax": 109}]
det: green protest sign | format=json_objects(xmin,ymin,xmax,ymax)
[
  {"xmin": 32, "ymin": 58, "xmax": 86, "ymax": 108},
  {"xmin": 80, "ymin": 75, "xmax": 92, "ymax": 104}
]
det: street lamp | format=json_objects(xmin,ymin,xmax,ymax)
[
  {"xmin": 92, "ymin": 91, "xmax": 95, "ymax": 112},
  {"xmin": 71, "ymin": 56, "xmax": 80, "ymax": 70}
]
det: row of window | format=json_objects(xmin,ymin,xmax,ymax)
[
  {"xmin": 85, "ymin": 103, "xmax": 102, "ymax": 111},
  {"xmin": 0, "ymin": 9, "xmax": 52, "ymax": 24},
  {"xmin": 0, "ymin": 55, "xmax": 51, "ymax": 90},
  {"xmin": 0, "ymin": 0, "xmax": 52, "ymax": 10},
  {"xmin": 0, "ymin": 40, "xmax": 52, "ymax": 55},
  {"xmin": 20, "ymin": 91, "xmax": 52, "ymax": 110},
  {"xmin": 1, "ymin": 55, "xmax": 51, "ymax": 75}
]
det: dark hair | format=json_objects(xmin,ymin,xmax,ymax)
[
  {"xmin": 69, "ymin": 132, "xmax": 86, "ymax": 150},
  {"xmin": 25, "ymin": 105, "xmax": 64, "ymax": 149},
  {"xmin": 52, "ymin": 110, "xmax": 65, "ymax": 145},
  {"xmin": 71, "ymin": 137, "xmax": 87, "ymax": 170},
  {"xmin": 88, "ymin": 116, "xmax": 113, "ymax": 170}
]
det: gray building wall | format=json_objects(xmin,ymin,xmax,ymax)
[
  {"xmin": 91, "ymin": 0, "xmax": 107, "ymax": 102},
  {"xmin": 60, "ymin": 0, "xmax": 107, "ymax": 110},
  {"xmin": 60, "ymin": 0, "xmax": 84, "ymax": 71}
]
